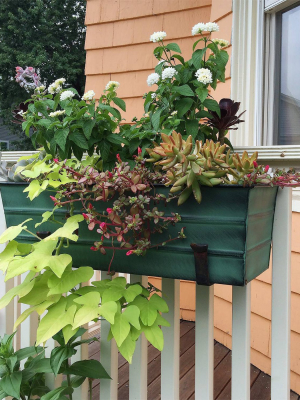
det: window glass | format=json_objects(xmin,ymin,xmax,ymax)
[{"xmin": 279, "ymin": 4, "xmax": 300, "ymax": 144}]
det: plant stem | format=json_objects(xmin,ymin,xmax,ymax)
[
  {"xmin": 56, "ymin": 237, "xmax": 64, "ymax": 255},
  {"xmin": 65, "ymin": 360, "xmax": 73, "ymax": 400},
  {"xmin": 89, "ymin": 378, "xmax": 93, "ymax": 400},
  {"xmin": 24, "ymin": 228, "xmax": 42, "ymax": 241},
  {"xmin": 218, "ymin": 129, "xmax": 225, "ymax": 145}
]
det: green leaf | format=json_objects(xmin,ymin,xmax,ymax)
[
  {"xmin": 0, "ymin": 272, "xmax": 35, "ymax": 310},
  {"xmin": 123, "ymin": 305, "xmax": 141, "ymax": 330},
  {"xmin": 24, "ymin": 179, "xmax": 49, "ymax": 200},
  {"xmin": 45, "ymin": 215, "xmax": 84, "ymax": 242},
  {"xmin": 35, "ymin": 210, "xmax": 54, "ymax": 228},
  {"xmin": 143, "ymin": 325, "xmax": 164, "ymax": 351},
  {"xmin": 192, "ymin": 48, "xmax": 206, "ymax": 69},
  {"xmin": 151, "ymin": 108, "xmax": 163, "ymax": 131},
  {"xmin": 106, "ymin": 134, "xmax": 129, "ymax": 146},
  {"xmin": 69, "ymin": 131, "xmax": 89, "ymax": 149},
  {"xmin": 175, "ymin": 98, "xmax": 194, "ymax": 118},
  {"xmin": 203, "ymin": 99, "xmax": 220, "ymax": 117},
  {"xmin": 196, "ymin": 87, "xmax": 209, "ymax": 102},
  {"xmin": 62, "ymin": 325, "xmax": 79, "ymax": 344},
  {"xmin": 111, "ymin": 313, "xmax": 130, "ymax": 347},
  {"xmin": 15, "ymin": 345, "xmax": 43, "ymax": 361},
  {"xmin": 50, "ymin": 346, "xmax": 76, "ymax": 375},
  {"xmin": 74, "ymin": 292, "xmax": 100, "ymax": 307},
  {"xmin": 123, "ymin": 284, "xmax": 143, "ymax": 302},
  {"xmin": 37, "ymin": 119, "xmax": 52, "ymax": 129},
  {"xmin": 72, "ymin": 305, "xmax": 100, "ymax": 329},
  {"xmin": 113, "ymin": 97, "xmax": 126, "ymax": 112},
  {"xmin": 0, "ymin": 218, "xmax": 32, "ymax": 244},
  {"xmin": 64, "ymin": 360, "xmax": 111, "ymax": 380},
  {"xmin": 0, "ymin": 241, "xmax": 18, "ymax": 272},
  {"xmin": 132, "ymin": 297, "xmax": 157, "ymax": 326},
  {"xmin": 166, "ymin": 43, "xmax": 181, "ymax": 53},
  {"xmin": 185, "ymin": 119, "xmax": 199, "ymax": 139},
  {"xmin": 81, "ymin": 120, "xmax": 95, "ymax": 140},
  {"xmin": 48, "ymin": 254, "xmax": 72, "ymax": 278},
  {"xmin": 118, "ymin": 335, "xmax": 136, "ymax": 363},
  {"xmin": 98, "ymin": 104, "xmax": 121, "ymax": 120},
  {"xmin": 48, "ymin": 266, "xmax": 94, "ymax": 295},
  {"xmin": 196, "ymin": 110, "xmax": 213, "ymax": 119},
  {"xmin": 173, "ymin": 84, "xmax": 194, "ymax": 97},
  {"xmin": 40, "ymin": 386, "xmax": 74, "ymax": 400},
  {"xmin": 0, "ymin": 371, "xmax": 22, "ymax": 399},
  {"xmin": 102, "ymin": 285, "xmax": 125, "ymax": 303},
  {"xmin": 149, "ymin": 293, "xmax": 169, "ymax": 313},
  {"xmin": 154, "ymin": 313, "xmax": 171, "ymax": 327},
  {"xmin": 99, "ymin": 301, "xmax": 118, "ymax": 325},
  {"xmin": 98, "ymin": 140, "xmax": 111, "ymax": 162},
  {"xmin": 54, "ymin": 128, "xmax": 69, "ymax": 151},
  {"xmin": 193, "ymin": 38, "xmax": 203, "ymax": 51},
  {"xmin": 172, "ymin": 54, "xmax": 185, "ymax": 64},
  {"xmin": 36, "ymin": 300, "xmax": 77, "ymax": 345}
]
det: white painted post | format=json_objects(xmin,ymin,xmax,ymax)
[
  {"xmin": 129, "ymin": 274, "xmax": 148, "ymax": 400},
  {"xmin": 161, "ymin": 278, "xmax": 180, "ymax": 400},
  {"xmin": 195, "ymin": 285, "xmax": 214, "ymax": 400},
  {"xmin": 271, "ymin": 187, "xmax": 292, "ymax": 400},
  {"xmin": 232, "ymin": 284, "xmax": 251, "ymax": 400},
  {"xmin": 99, "ymin": 271, "xmax": 118, "ymax": 400},
  {"xmin": 72, "ymin": 331, "xmax": 89, "ymax": 400}
]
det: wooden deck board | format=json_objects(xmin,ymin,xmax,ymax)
[{"xmin": 88, "ymin": 320, "xmax": 299, "ymax": 400}]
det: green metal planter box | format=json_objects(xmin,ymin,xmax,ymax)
[{"xmin": 0, "ymin": 183, "xmax": 278, "ymax": 286}]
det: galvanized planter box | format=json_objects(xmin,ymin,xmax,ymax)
[{"xmin": 0, "ymin": 183, "xmax": 278, "ymax": 286}]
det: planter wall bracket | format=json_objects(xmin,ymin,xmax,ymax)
[{"xmin": 190, "ymin": 243, "xmax": 212, "ymax": 286}]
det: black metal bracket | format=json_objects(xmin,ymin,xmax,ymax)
[{"xmin": 190, "ymin": 243, "xmax": 212, "ymax": 286}]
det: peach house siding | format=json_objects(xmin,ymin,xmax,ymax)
[{"xmin": 84, "ymin": 0, "xmax": 300, "ymax": 393}]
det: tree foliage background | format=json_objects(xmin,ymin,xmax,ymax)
[{"xmin": 0, "ymin": 0, "xmax": 86, "ymax": 150}]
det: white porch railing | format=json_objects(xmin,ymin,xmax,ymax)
[{"xmin": 0, "ymin": 150, "xmax": 297, "ymax": 400}]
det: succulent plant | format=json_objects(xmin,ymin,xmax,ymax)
[
  {"xmin": 147, "ymin": 132, "xmax": 258, "ymax": 205},
  {"xmin": 206, "ymin": 98, "xmax": 246, "ymax": 145}
]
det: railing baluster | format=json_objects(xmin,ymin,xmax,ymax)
[
  {"xmin": 271, "ymin": 187, "xmax": 292, "ymax": 400},
  {"xmin": 161, "ymin": 278, "xmax": 180, "ymax": 400},
  {"xmin": 195, "ymin": 285, "xmax": 214, "ymax": 400},
  {"xmin": 99, "ymin": 271, "xmax": 118, "ymax": 400},
  {"xmin": 232, "ymin": 284, "xmax": 251, "ymax": 400},
  {"xmin": 129, "ymin": 275, "xmax": 148, "ymax": 400}
]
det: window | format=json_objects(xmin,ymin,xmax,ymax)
[{"xmin": 277, "ymin": 3, "xmax": 300, "ymax": 145}]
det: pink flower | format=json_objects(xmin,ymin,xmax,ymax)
[
  {"xmin": 50, "ymin": 196, "xmax": 57, "ymax": 202},
  {"xmin": 82, "ymin": 213, "xmax": 89, "ymax": 220},
  {"xmin": 88, "ymin": 203, "xmax": 93, "ymax": 210},
  {"xmin": 253, "ymin": 161, "xmax": 258, "ymax": 168},
  {"xmin": 138, "ymin": 147, "xmax": 142, "ymax": 155},
  {"xmin": 53, "ymin": 158, "xmax": 59, "ymax": 163},
  {"xmin": 126, "ymin": 250, "xmax": 134, "ymax": 256},
  {"xmin": 100, "ymin": 222, "xmax": 107, "ymax": 230},
  {"xmin": 116, "ymin": 154, "xmax": 122, "ymax": 162},
  {"xmin": 106, "ymin": 208, "xmax": 113, "ymax": 214},
  {"xmin": 90, "ymin": 246, "xmax": 97, "ymax": 251},
  {"xmin": 108, "ymin": 171, "xmax": 113, "ymax": 178},
  {"xmin": 265, "ymin": 165, "xmax": 270, "ymax": 173}
]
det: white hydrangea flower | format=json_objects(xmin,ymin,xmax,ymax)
[
  {"xmin": 36, "ymin": 85, "xmax": 45, "ymax": 92},
  {"xmin": 82, "ymin": 90, "xmax": 95, "ymax": 101},
  {"xmin": 151, "ymin": 93, "xmax": 157, "ymax": 99},
  {"xmin": 55, "ymin": 78, "xmax": 66, "ymax": 85},
  {"xmin": 212, "ymin": 38, "xmax": 229, "ymax": 47},
  {"xmin": 192, "ymin": 23, "xmax": 207, "ymax": 36},
  {"xmin": 49, "ymin": 110, "xmax": 66, "ymax": 117},
  {"xmin": 204, "ymin": 22, "xmax": 219, "ymax": 32},
  {"xmin": 17, "ymin": 110, "xmax": 24, "ymax": 116},
  {"xmin": 105, "ymin": 81, "xmax": 120, "ymax": 91},
  {"xmin": 195, "ymin": 68, "xmax": 213, "ymax": 84},
  {"xmin": 60, "ymin": 90, "xmax": 75, "ymax": 101},
  {"xmin": 144, "ymin": 113, "xmax": 150, "ymax": 118},
  {"xmin": 162, "ymin": 67, "xmax": 177, "ymax": 80},
  {"xmin": 150, "ymin": 31, "xmax": 167, "ymax": 43},
  {"xmin": 171, "ymin": 110, "xmax": 178, "ymax": 116},
  {"xmin": 147, "ymin": 73, "xmax": 160, "ymax": 86},
  {"xmin": 48, "ymin": 83, "xmax": 61, "ymax": 94}
]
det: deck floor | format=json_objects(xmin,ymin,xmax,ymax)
[{"xmin": 89, "ymin": 320, "xmax": 299, "ymax": 400}]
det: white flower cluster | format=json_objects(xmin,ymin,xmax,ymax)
[
  {"xmin": 48, "ymin": 78, "xmax": 66, "ymax": 94},
  {"xmin": 171, "ymin": 110, "xmax": 178, "ymax": 116},
  {"xmin": 192, "ymin": 22, "xmax": 219, "ymax": 35},
  {"xmin": 162, "ymin": 67, "xmax": 177, "ymax": 80},
  {"xmin": 105, "ymin": 81, "xmax": 120, "ymax": 91},
  {"xmin": 150, "ymin": 31, "xmax": 167, "ymax": 43},
  {"xmin": 195, "ymin": 68, "xmax": 213, "ymax": 84},
  {"xmin": 82, "ymin": 90, "xmax": 95, "ymax": 101},
  {"xmin": 151, "ymin": 93, "xmax": 157, "ymax": 99},
  {"xmin": 35, "ymin": 85, "xmax": 46, "ymax": 92},
  {"xmin": 147, "ymin": 73, "xmax": 160, "ymax": 86},
  {"xmin": 212, "ymin": 38, "xmax": 230, "ymax": 47},
  {"xmin": 60, "ymin": 90, "xmax": 75, "ymax": 101},
  {"xmin": 49, "ymin": 110, "xmax": 66, "ymax": 117}
]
